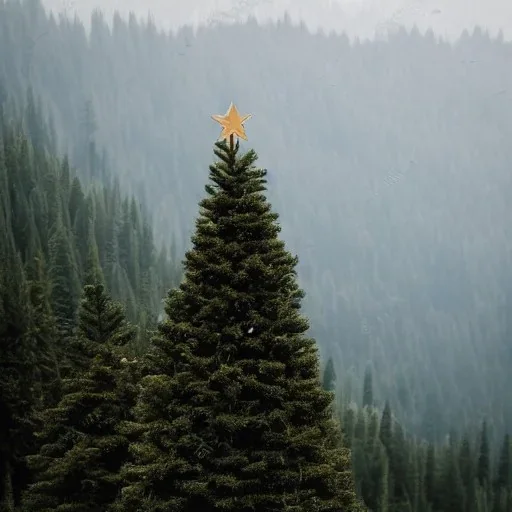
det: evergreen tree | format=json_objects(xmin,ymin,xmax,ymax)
[
  {"xmin": 0, "ymin": 230, "xmax": 37, "ymax": 510},
  {"xmin": 322, "ymin": 356, "xmax": 337, "ymax": 392},
  {"xmin": 25, "ymin": 252, "xmax": 61, "ymax": 408},
  {"xmin": 378, "ymin": 451, "xmax": 389, "ymax": 512},
  {"xmin": 117, "ymin": 138, "xmax": 364, "ymax": 511},
  {"xmin": 391, "ymin": 422, "xmax": 407, "ymax": 504},
  {"xmin": 379, "ymin": 401, "xmax": 393, "ymax": 453},
  {"xmin": 478, "ymin": 420, "xmax": 490, "ymax": 488},
  {"xmin": 362, "ymin": 365, "xmax": 373, "ymax": 408},
  {"xmin": 24, "ymin": 87, "xmax": 45, "ymax": 153},
  {"xmin": 440, "ymin": 442, "xmax": 465, "ymax": 512},
  {"xmin": 495, "ymin": 433, "xmax": 510, "ymax": 490},
  {"xmin": 378, "ymin": 402, "xmax": 394, "ymax": 505},
  {"xmin": 425, "ymin": 445, "xmax": 436, "ymax": 503},
  {"xmin": 48, "ymin": 213, "xmax": 81, "ymax": 336},
  {"xmin": 343, "ymin": 407, "xmax": 356, "ymax": 449},
  {"xmin": 459, "ymin": 435, "xmax": 477, "ymax": 511},
  {"xmin": 84, "ymin": 221, "xmax": 105, "ymax": 287},
  {"xmin": 23, "ymin": 283, "xmax": 136, "ymax": 511},
  {"xmin": 0, "ymin": 89, "xmax": 173, "ymax": 505}
]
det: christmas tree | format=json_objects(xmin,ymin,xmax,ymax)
[{"xmin": 117, "ymin": 103, "xmax": 363, "ymax": 511}]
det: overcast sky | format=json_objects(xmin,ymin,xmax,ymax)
[{"xmin": 40, "ymin": 0, "xmax": 512, "ymax": 41}]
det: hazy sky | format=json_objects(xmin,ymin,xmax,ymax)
[{"xmin": 41, "ymin": 0, "xmax": 512, "ymax": 41}]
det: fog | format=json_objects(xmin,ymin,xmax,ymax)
[{"xmin": 40, "ymin": 0, "xmax": 512, "ymax": 40}]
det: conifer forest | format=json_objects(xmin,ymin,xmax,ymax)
[{"xmin": 0, "ymin": 0, "xmax": 511, "ymax": 510}]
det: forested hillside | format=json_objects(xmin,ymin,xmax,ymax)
[
  {"xmin": 0, "ymin": 98, "xmax": 364, "ymax": 510},
  {"xmin": 0, "ymin": 87, "xmax": 181, "ymax": 507},
  {"xmin": 0, "ymin": 87, "xmax": 179, "ymax": 350},
  {"xmin": 1, "ymin": 0, "xmax": 511, "ymax": 446},
  {"xmin": 327, "ymin": 363, "xmax": 512, "ymax": 512},
  {"xmin": 0, "ymin": 96, "xmax": 510, "ymax": 510}
]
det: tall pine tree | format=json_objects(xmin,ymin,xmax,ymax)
[
  {"xmin": 117, "ymin": 136, "xmax": 364, "ymax": 511},
  {"xmin": 23, "ymin": 284, "xmax": 135, "ymax": 511}
]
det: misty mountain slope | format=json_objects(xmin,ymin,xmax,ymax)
[
  {"xmin": 39, "ymin": 0, "xmax": 512, "ymax": 40},
  {"xmin": 1, "ymin": 0, "xmax": 511, "ymax": 442}
]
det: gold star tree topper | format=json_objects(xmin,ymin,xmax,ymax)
[{"xmin": 211, "ymin": 102, "xmax": 252, "ymax": 142}]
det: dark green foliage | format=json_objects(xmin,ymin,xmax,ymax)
[
  {"xmin": 48, "ymin": 213, "xmax": 81, "ymax": 336},
  {"xmin": 1, "ymin": 0, "xmax": 512, "ymax": 448},
  {"xmin": 116, "ymin": 139, "xmax": 363, "ymax": 511},
  {"xmin": 0, "ymin": 86, "xmax": 179, "ymax": 350},
  {"xmin": 0, "ymin": 234, "xmax": 37, "ymax": 510},
  {"xmin": 22, "ymin": 284, "xmax": 136, "ymax": 511},
  {"xmin": 25, "ymin": 252, "xmax": 61, "ymax": 408},
  {"xmin": 77, "ymin": 284, "xmax": 136, "ymax": 351},
  {"xmin": 425, "ymin": 444, "xmax": 436, "ymax": 505},
  {"xmin": 342, "ymin": 391, "xmax": 512, "ymax": 512},
  {"xmin": 439, "ymin": 439, "xmax": 465, "ymax": 512},
  {"xmin": 0, "ymin": 5, "xmax": 511, "ymax": 511},
  {"xmin": 0, "ymin": 88, "xmax": 176, "ymax": 508}
]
